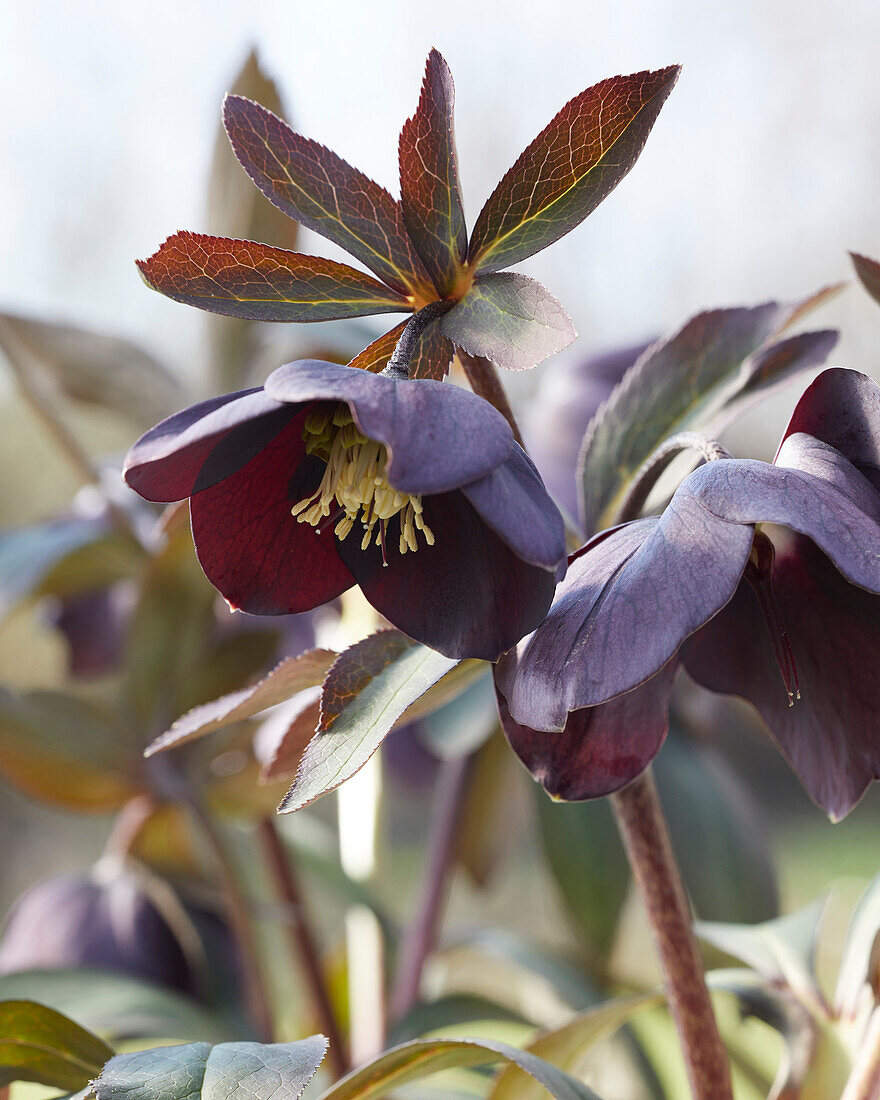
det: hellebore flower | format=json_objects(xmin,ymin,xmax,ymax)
[
  {"xmin": 498, "ymin": 368, "xmax": 880, "ymax": 820},
  {"xmin": 123, "ymin": 360, "xmax": 566, "ymax": 662}
]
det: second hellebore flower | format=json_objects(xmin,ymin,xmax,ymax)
[
  {"xmin": 498, "ymin": 368, "xmax": 880, "ymax": 820},
  {"xmin": 124, "ymin": 360, "xmax": 566, "ymax": 662}
]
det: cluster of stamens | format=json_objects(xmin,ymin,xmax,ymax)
[
  {"xmin": 745, "ymin": 531, "xmax": 801, "ymax": 707},
  {"xmin": 291, "ymin": 403, "xmax": 435, "ymax": 564}
]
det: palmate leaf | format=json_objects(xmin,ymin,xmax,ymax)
[
  {"xmin": 0, "ymin": 999, "xmax": 113, "ymax": 1090},
  {"xmin": 467, "ymin": 67, "xmax": 680, "ymax": 274},
  {"xmin": 316, "ymin": 1036, "xmax": 603, "ymax": 1100},
  {"xmin": 579, "ymin": 287, "xmax": 840, "ymax": 534},
  {"xmin": 91, "ymin": 1037, "xmax": 328, "ymax": 1100},
  {"xmin": 399, "ymin": 49, "xmax": 468, "ymax": 295},
  {"xmin": 137, "ymin": 233, "xmax": 412, "ymax": 323},
  {"xmin": 279, "ymin": 630, "xmax": 457, "ymax": 813},
  {"xmin": 851, "ymin": 250, "xmax": 880, "ymax": 306},
  {"xmin": 223, "ymin": 95, "xmax": 433, "ymax": 299},
  {"xmin": 439, "ymin": 273, "xmax": 576, "ymax": 371}
]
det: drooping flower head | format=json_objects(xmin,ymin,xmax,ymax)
[
  {"xmin": 498, "ymin": 368, "xmax": 880, "ymax": 820},
  {"xmin": 124, "ymin": 359, "xmax": 566, "ymax": 662}
]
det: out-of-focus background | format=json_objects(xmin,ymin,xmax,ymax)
[{"xmin": 2, "ymin": 3, "xmax": 880, "ymax": 1085}]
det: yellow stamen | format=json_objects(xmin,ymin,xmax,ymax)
[{"xmin": 293, "ymin": 402, "xmax": 434, "ymax": 558}]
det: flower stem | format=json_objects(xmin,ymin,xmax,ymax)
[
  {"xmin": 103, "ymin": 794, "xmax": 156, "ymax": 858},
  {"xmin": 611, "ymin": 770, "xmax": 733, "ymax": 1100},
  {"xmin": 184, "ymin": 794, "xmax": 275, "ymax": 1042},
  {"xmin": 456, "ymin": 350, "xmax": 525, "ymax": 448},
  {"xmin": 842, "ymin": 1006, "xmax": 880, "ymax": 1100},
  {"xmin": 616, "ymin": 430, "xmax": 732, "ymax": 523},
  {"xmin": 384, "ymin": 299, "xmax": 457, "ymax": 379},
  {"xmin": 388, "ymin": 752, "xmax": 473, "ymax": 1024},
  {"xmin": 257, "ymin": 817, "xmax": 348, "ymax": 1078}
]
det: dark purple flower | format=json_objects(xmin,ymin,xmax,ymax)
[
  {"xmin": 123, "ymin": 360, "xmax": 566, "ymax": 662},
  {"xmin": 498, "ymin": 368, "xmax": 880, "ymax": 820}
]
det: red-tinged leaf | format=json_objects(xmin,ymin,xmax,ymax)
[
  {"xmin": 137, "ymin": 232, "xmax": 411, "ymax": 323},
  {"xmin": 346, "ymin": 321, "xmax": 455, "ymax": 379},
  {"xmin": 279, "ymin": 631, "xmax": 457, "ymax": 813},
  {"xmin": 145, "ymin": 649, "xmax": 337, "ymax": 756},
  {"xmin": 224, "ymin": 95, "xmax": 434, "ymax": 298},
  {"xmin": 399, "ymin": 49, "xmax": 468, "ymax": 295},
  {"xmin": 440, "ymin": 273, "xmax": 576, "ymax": 370},
  {"xmin": 468, "ymin": 66, "xmax": 680, "ymax": 274},
  {"xmin": 255, "ymin": 687, "xmax": 321, "ymax": 782},
  {"xmin": 851, "ymin": 251, "xmax": 880, "ymax": 306}
]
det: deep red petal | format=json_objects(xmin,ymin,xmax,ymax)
[{"xmin": 190, "ymin": 412, "xmax": 354, "ymax": 614}]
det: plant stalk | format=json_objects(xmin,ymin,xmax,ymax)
[
  {"xmin": 457, "ymin": 350, "xmax": 525, "ymax": 448},
  {"xmin": 842, "ymin": 1006, "xmax": 880, "ymax": 1100},
  {"xmin": 616, "ymin": 430, "xmax": 732, "ymax": 524},
  {"xmin": 388, "ymin": 752, "xmax": 474, "ymax": 1024},
  {"xmin": 257, "ymin": 817, "xmax": 348, "ymax": 1078},
  {"xmin": 384, "ymin": 299, "xmax": 456, "ymax": 379},
  {"xmin": 611, "ymin": 770, "xmax": 733, "ymax": 1100}
]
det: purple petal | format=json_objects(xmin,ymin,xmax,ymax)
[
  {"xmin": 778, "ymin": 367, "xmax": 880, "ymax": 492},
  {"xmin": 683, "ymin": 531, "xmax": 880, "ymax": 820},
  {"xmin": 496, "ymin": 660, "xmax": 676, "ymax": 799},
  {"xmin": 190, "ymin": 413, "xmax": 355, "ymax": 614},
  {"xmin": 123, "ymin": 388, "xmax": 294, "ymax": 502},
  {"xmin": 506, "ymin": 479, "xmax": 754, "ymax": 731},
  {"xmin": 690, "ymin": 442, "xmax": 880, "ymax": 593},
  {"xmin": 460, "ymin": 446, "xmax": 566, "ymax": 572},
  {"xmin": 264, "ymin": 360, "xmax": 513, "ymax": 493},
  {"xmin": 336, "ymin": 489, "xmax": 557, "ymax": 661}
]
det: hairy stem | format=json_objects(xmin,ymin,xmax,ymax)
[
  {"xmin": 611, "ymin": 771, "xmax": 733, "ymax": 1100},
  {"xmin": 456, "ymin": 350, "xmax": 525, "ymax": 448},
  {"xmin": 257, "ymin": 818, "xmax": 348, "ymax": 1078},
  {"xmin": 841, "ymin": 1006, "xmax": 880, "ymax": 1100},
  {"xmin": 103, "ymin": 794, "xmax": 156, "ymax": 858},
  {"xmin": 384, "ymin": 299, "xmax": 457, "ymax": 379},
  {"xmin": 388, "ymin": 753, "xmax": 474, "ymax": 1023},
  {"xmin": 184, "ymin": 795, "xmax": 275, "ymax": 1042},
  {"xmin": 616, "ymin": 430, "xmax": 733, "ymax": 523}
]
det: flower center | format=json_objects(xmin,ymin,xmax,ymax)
[
  {"xmin": 291, "ymin": 403, "xmax": 435, "ymax": 564},
  {"xmin": 745, "ymin": 530, "xmax": 801, "ymax": 707}
]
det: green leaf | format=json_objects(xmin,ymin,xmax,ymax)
[
  {"xmin": 851, "ymin": 251, "xmax": 880, "ymax": 307},
  {"xmin": 0, "ymin": 970, "xmax": 228, "ymax": 1043},
  {"xmin": 467, "ymin": 67, "xmax": 679, "ymax": 274},
  {"xmin": 654, "ymin": 733, "xmax": 779, "ymax": 924},
  {"xmin": 137, "ymin": 233, "xmax": 412, "ymax": 323},
  {"xmin": 146, "ymin": 648, "xmax": 336, "ymax": 757},
  {"xmin": 0, "ymin": 1000, "xmax": 113, "ymax": 1090},
  {"xmin": 316, "ymin": 1037, "xmax": 604, "ymax": 1099},
  {"xmin": 0, "ymin": 688, "xmax": 139, "ymax": 811},
  {"xmin": 488, "ymin": 993, "xmax": 662, "ymax": 1100},
  {"xmin": 696, "ymin": 900, "xmax": 827, "ymax": 1011},
  {"xmin": 579, "ymin": 288, "xmax": 840, "ymax": 534},
  {"xmin": 223, "ymin": 95, "xmax": 433, "ymax": 298},
  {"xmin": 534, "ymin": 791, "xmax": 629, "ymax": 965},
  {"xmin": 440, "ymin": 274, "xmax": 576, "ymax": 371},
  {"xmin": 92, "ymin": 1038, "xmax": 327, "ymax": 1100},
  {"xmin": 389, "ymin": 994, "xmax": 529, "ymax": 1046},
  {"xmin": 0, "ymin": 313, "xmax": 184, "ymax": 431},
  {"xmin": 280, "ymin": 631, "xmax": 457, "ymax": 813},
  {"xmin": 835, "ymin": 871, "xmax": 880, "ymax": 1018},
  {"xmin": 399, "ymin": 50, "xmax": 468, "ymax": 296}
]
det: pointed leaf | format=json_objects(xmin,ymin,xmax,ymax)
[
  {"xmin": 0, "ymin": 1000, "xmax": 113, "ymax": 1090},
  {"xmin": 0, "ymin": 689, "xmax": 139, "ymax": 811},
  {"xmin": 137, "ymin": 233, "xmax": 411, "ymax": 323},
  {"xmin": 468, "ymin": 67, "xmax": 679, "ymax": 274},
  {"xmin": 835, "ymin": 871, "xmax": 880, "ymax": 1018},
  {"xmin": 440, "ymin": 274, "xmax": 576, "ymax": 371},
  {"xmin": 146, "ymin": 649, "xmax": 337, "ymax": 756},
  {"xmin": 579, "ymin": 290, "xmax": 839, "ymax": 534},
  {"xmin": 488, "ymin": 993, "xmax": 661, "ymax": 1100},
  {"xmin": 280, "ymin": 631, "xmax": 457, "ymax": 813},
  {"xmin": 254, "ymin": 687, "xmax": 321, "ymax": 782},
  {"xmin": 223, "ymin": 95, "xmax": 432, "ymax": 297},
  {"xmin": 92, "ymin": 1037, "xmax": 327, "ymax": 1100},
  {"xmin": 316, "ymin": 1036, "xmax": 603, "ymax": 1100},
  {"xmin": 0, "ymin": 314, "xmax": 183, "ymax": 430},
  {"xmin": 696, "ymin": 901, "xmax": 827, "ymax": 1011},
  {"xmin": 851, "ymin": 251, "xmax": 880, "ymax": 306},
  {"xmin": 399, "ymin": 49, "xmax": 468, "ymax": 294}
]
